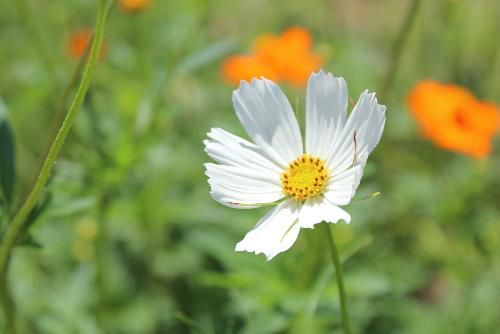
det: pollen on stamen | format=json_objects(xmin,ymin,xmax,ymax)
[{"xmin": 280, "ymin": 154, "xmax": 330, "ymax": 201}]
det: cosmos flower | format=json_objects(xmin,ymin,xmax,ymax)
[
  {"xmin": 408, "ymin": 81, "xmax": 500, "ymax": 158},
  {"xmin": 222, "ymin": 55, "xmax": 280, "ymax": 85},
  {"xmin": 120, "ymin": 0, "xmax": 151, "ymax": 12},
  {"xmin": 204, "ymin": 70, "xmax": 386, "ymax": 260},
  {"xmin": 222, "ymin": 27, "xmax": 323, "ymax": 87},
  {"xmin": 68, "ymin": 29, "xmax": 107, "ymax": 60}
]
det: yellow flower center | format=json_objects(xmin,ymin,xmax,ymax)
[{"xmin": 281, "ymin": 154, "xmax": 330, "ymax": 201}]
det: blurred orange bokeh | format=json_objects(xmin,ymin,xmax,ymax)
[
  {"xmin": 120, "ymin": 0, "xmax": 151, "ymax": 12},
  {"xmin": 408, "ymin": 81, "xmax": 500, "ymax": 158},
  {"xmin": 68, "ymin": 29, "xmax": 107, "ymax": 60},
  {"xmin": 222, "ymin": 27, "xmax": 323, "ymax": 87}
]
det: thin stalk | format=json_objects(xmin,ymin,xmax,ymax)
[
  {"xmin": 379, "ymin": 0, "xmax": 421, "ymax": 100},
  {"xmin": 0, "ymin": 0, "xmax": 109, "ymax": 330},
  {"xmin": 0, "ymin": 277, "xmax": 16, "ymax": 334},
  {"xmin": 323, "ymin": 223, "xmax": 352, "ymax": 334},
  {"xmin": 20, "ymin": 51, "xmax": 88, "ymax": 211}
]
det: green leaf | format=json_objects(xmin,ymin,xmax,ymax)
[
  {"xmin": 0, "ymin": 99, "xmax": 16, "ymax": 206},
  {"xmin": 15, "ymin": 233, "xmax": 42, "ymax": 249},
  {"xmin": 22, "ymin": 192, "xmax": 52, "ymax": 234},
  {"xmin": 175, "ymin": 38, "xmax": 236, "ymax": 74}
]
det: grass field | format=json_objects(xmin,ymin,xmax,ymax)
[{"xmin": 1, "ymin": 0, "xmax": 500, "ymax": 333}]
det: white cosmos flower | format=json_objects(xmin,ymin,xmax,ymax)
[{"xmin": 204, "ymin": 70, "xmax": 386, "ymax": 260}]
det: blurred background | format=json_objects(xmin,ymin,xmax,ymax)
[{"xmin": 1, "ymin": 0, "xmax": 500, "ymax": 333}]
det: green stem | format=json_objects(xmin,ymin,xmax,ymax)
[
  {"xmin": 323, "ymin": 223, "xmax": 352, "ymax": 334},
  {"xmin": 379, "ymin": 0, "xmax": 421, "ymax": 100},
  {"xmin": 0, "ymin": 277, "xmax": 16, "ymax": 334},
  {"xmin": 0, "ymin": 0, "xmax": 109, "ymax": 330},
  {"xmin": 21, "ymin": 51, "xmax": 88, "ymax": 210}
]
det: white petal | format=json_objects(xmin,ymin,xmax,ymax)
[
  {"xmin": 325, "ymin": 91, "xmax": 386, "ymax": 176},
  {"xmin": 306, "ymin": 70, "xmax": 348, "ymax": 157},
  {"xmin": 204, "ymin": 128, "xmax": 283, "ymax": 175},
  {"xmin": 233, "ymin": 78, "xmax": 303, "ymax": 168},
  {"xmin": 205, "ymin": 163, "xmax": 284, "ymax": 209},
  {"xmin": 235, "ymin": 199, "xmax": 301, "ymax": 260},
  {"xmin": 324, "ymin": 165, "xmax": 362, "ymax": 206},
  {"xmin": 299, "ymin": 196, "xmax": 351, "ymax": 229}
]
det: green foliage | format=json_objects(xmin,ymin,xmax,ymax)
[
  {"xmin": 0, "ymin": 100, "xmax": 16, "ymax": 209},
  {"xmin": 1, "ymin": 0, "xmax": 500, "ymax": 333}
]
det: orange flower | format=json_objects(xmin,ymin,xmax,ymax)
[
  {"xmin": 222, "ymin": 55, "xmax": 280, "ymax": 84},
  {"xmin": 68, "ymin": 29, "xmax": 107, "ymax": 60},
  {"xmin": 120, "ymin": 0, "xmax": 151, "ymax": 12},
  {"xmin": 408, "ymin": 81, "xmax": 500, "ymax": 158},
  {"xmin": 222, "ymin": 27, "xmax": 323, "ymax": 87}
]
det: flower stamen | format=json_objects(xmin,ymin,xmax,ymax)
[{"xmin": 281, "ymin": 154, "xmax": 329, "ymax": 201}]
